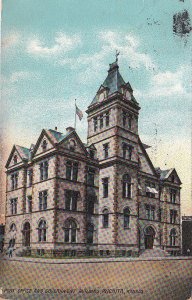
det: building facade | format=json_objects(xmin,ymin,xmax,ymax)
[
  {"xmin": 4, "ymin": 61, "xmax": 181, "ymax": 257},
  {"xmin": 182, "ymin": 216, "xmax": 192, "ymax": 256}
]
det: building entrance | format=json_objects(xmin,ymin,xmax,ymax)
[
  {"xmin": 144, "ymin": 226, "xmax": 155, "ymax": 249},
  {"xmin": 23, "ymin": 222, "xmax": 30, "ymax": 247}
]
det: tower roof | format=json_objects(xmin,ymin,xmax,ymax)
[
  {"xmin": 90, "ymin": 60, "xmax": 137, "ymax": 106},
  {"xmin": 102, "ymin": 61, "xmax": 126, "ymax": 94}
]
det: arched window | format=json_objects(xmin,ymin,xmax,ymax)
[
  {"xmin": 124, "ymin": 207, "xmax": 130, "ymax": 228},
  {"xmin": 13, "ymin": 155, "xmax": 18, "ymax": 164},
  {"xmin": 69, "ymin": 139, "xmax": 76, "ymax": 151},
  {"xmin": 64, "ymin": 219, "xmax": 77, "ymax": 243},
  {"xmin": 103, "ymin": 209, "xmax": 109, "ymax": 228},
  {"xmin": 170, "ymin": 228, "xmax": 176, "ymax": 246},
  {"xmin": 87, "ymin": 224, "xmax": 94, "ymax": 244},
  {"xmin": 10, "ymin": 223, "xmax": 16, "ymax": 232},
  {"xmin": 122, "ymin": 174, "xmax": 132, "ymax": 198},
  {"xmin": 42, "ymin": 140, "xmax": 47, "ymax": 151},
  {"xmin": 38, "ymin": 220, "xmax": 46, "ymax": 242}
]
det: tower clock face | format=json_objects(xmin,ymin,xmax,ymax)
[
  {"xmin": 126, "ymin": 90, "xmax": 131, "ymax": 100},
  {"xmin": 99, "ymin": 92, "xmax": 105, "ymax": 101}
]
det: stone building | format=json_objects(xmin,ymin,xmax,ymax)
[{"xmin": 4, "ymin": 60, "xmax": 181, "ymax": 257}]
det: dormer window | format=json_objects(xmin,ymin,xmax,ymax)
[
  {"xmin": 13, "ymin": 155, "xmax": 18, "ymax": 164},
  {"xmin": 42, "ymin": 140, "xmax": 47, "ymax": 151}
]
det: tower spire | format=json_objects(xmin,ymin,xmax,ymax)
[{"xmin": 115, "ymin": 50, "xmax": 120, "ymax": 63}]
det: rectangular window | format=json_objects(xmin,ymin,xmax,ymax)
[
  {"xmin": 93, "ymin": 117, "xmax": 97, "ymax": 132},
  {"xmin": 102, "ymin": 178, "xmax": 109, "ymax": 198},
  {"xmin": 66, "ymin": 161, "xmax": 72, "ymax": 180},
  {"xmin": 88, "ymin": 199, "xmax": 94, "ymax": 214},
  {"xmin": 151, "ymin": 206, "xmax": 155, "ymax": 220},
  {"xmin": 123, "ymin": 110, "xmax": 127, "ymax": 126},
  {"xmin": 103, "ymin": 143, "xmax": 109, "ymax": 159},
  {"xmin": 66, "ymin": 161, "xmax": 78, "ymax": 181},
  {"xmin": 170, "ymin": 210, "xmax": 177, "ymax": 224},
  {"xmin": 103, "ymin": 214, "xmax": 109, "ymax": 228},
  {"xmin": 11, "ymin": 173, "xmax": 18, "ymax": 190},
  {"xmin": 65, "ymin": 190, "xmax": 71, "ymax": 210},
  {"xmin": 145, "ymin": 205, "xmax": 150, "ymax": 220},
  {"xmin": 28, "ymin": 196, "xmax": 32, "ymax": 213},
  {"xmin": 122, "ymin": 144, "xmax": 133, "ymax": 160},
  {"xmin": 105, "ymin": 111, "xmax": 109, "ymax": 127},
  {"xmin": 128, "ymin": 116, "xmax": 132, "ymax": 129},
  {"xmin": 10, "ymin": 198, "xmax": 17, "ymax": 215},
  {"xmin": 128, "ymin": 146, "xmax": 132, "ymax": 160},
  {"xmin": 123, "ymin": 144, "xmax": 127, "ymax": 159},
  {"xmin": 87, "ymin": 168, "xmax": 95, "ymax": 186},
  {"xmin": 145, "ymin": 205, "xmax": 155, "ymax": 220},
  {"xmin": 28, "ymin": 170, "xmax": 33, "ymax": 187},
  {"xmin": 39, "ymin": 191, "xmax": 47, "ymax": 210},
  {"xmin": 65, "ymin": 190, "xmax": 78, "ymax": 211},
  {"xmin": 39, "ymin": 161, "xmax": 49, "ymax": 181},
  {"xmin": 100, "ymin": 114, "xmax": 103, "ymax": 129},
  {"xmin": 170, "ymin": 189, "xmax": 176, "ymax": 203},
  {"xmin": 73, "ymin": 163, "xmax": 78, "ymax": 181}
]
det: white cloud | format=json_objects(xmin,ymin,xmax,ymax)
[
  {"xmin": 59, "ymin": 31, "xmax": 155, "ymax": 85},
  {"xmin": 151, "ymin": 70, "xmax": 184, "ymax": 96},
  {"xmin": 26, "ymin": 32, "xmax": 81, "ymax": 57},
  {"xmin": 134, "ymin": 65, "xmax": 190, "ymax": 99},
  {"xmin": 2, "ymin": 71, "xmax": 40, "ymax": 85},
  {"xmin": 99, "ymin": 31, "xmax": 155, "ymax": 70},
  {"xmin": 1, "ymin": 32, "xmax": 20, "ymax": 49}
]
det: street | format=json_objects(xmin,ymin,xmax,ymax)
[{"xmin": 0, "ymin": 258, "xmax": 192, "ymax": 299}]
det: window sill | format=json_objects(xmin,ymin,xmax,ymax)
[{"xmin": 64, "ymin": 242, "xmax": 77, "ymax": 244}]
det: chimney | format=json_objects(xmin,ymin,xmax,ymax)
[{"xmin": 66, "ymin": 126, "xmax": 75, "ymax": 133}]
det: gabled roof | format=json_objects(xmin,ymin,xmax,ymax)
[
  {"xmin": 15, "ymin": 145, "xmax": 30, "ymax": 160},
  {"xmin": 155, "ymin": 168, "xmax": 174, "ymax": 180},
  {"xmin": 138, "ymin": 137, "xmax": 158, "ymax": 177},
  {"xmin": 46, "ymin": 129, "xmax": 69, "ymax": 143},
  {"xmin": 155, "ymin": 167, "xmax": 182, "ymax": 184},
  {"xmin": 5, "ymin": 144, "xmax": 30, "ymax": 168},
  {"xmin": 90, "ymin": 61, "xmax": 137, "ymax": 106}
]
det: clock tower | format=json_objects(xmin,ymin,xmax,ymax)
[{"xmin": 86, "ymin": 59, "xmax": 141, "ymax": 255}]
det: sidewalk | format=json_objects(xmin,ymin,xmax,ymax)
[{"xmin": 1, "ymin": 253, "xmax": 192, "ymax": 264}]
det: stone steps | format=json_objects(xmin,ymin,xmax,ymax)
[{"xmin": 140, "ymin": 248, "xmax": 170, "ymax": 258}]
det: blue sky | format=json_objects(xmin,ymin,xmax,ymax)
[{"xmin": 1, "ymin": 0, "xmax": 192, "ymax": 215}]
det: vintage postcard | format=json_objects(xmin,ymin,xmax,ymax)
[{"xmin": 0, "ymin": 0, "xmax": 192, "ymax": 299}]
